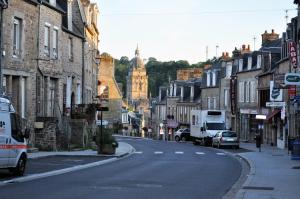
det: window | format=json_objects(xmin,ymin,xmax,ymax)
[
  {"xmin": 53, "ymin": 29, "xmax": 58, "ymax": 59},
  {"xmin": 239, "ymin": 82, "xmax": 244, "ymax": 102},
  {"xmin": 68, "ymin": 37, "xmax": 73, "ymax": 60},
  {"xmin": 245, "ymin": 81, "xmax": 250, "ymax": 102},
  {"xmin": 44, "ymin": 26, "xmax": 50, "ymax": 56},
  {"xmin": 224, "ymin": 89, "xmax": 228, "ymax": 107},
  {"xmin": 207, "ymin": 97, "xmax": 211, "ymax": 109},
  {"xmin": 192, "ymin": 115, "xmax": 196, "ymax": 125},
  {"xmin": 225, "ymin": 63, "xmax": 232, "ymax": 78},
  {"xmin": 50, "ymin": 0, "xmax": 56, "ymax": 6},
  {"xmin": 247, "ymin": 57, "xmax": 252, "ymax": 70},
  {"xmin": 213, "ymin": 97, "xmax": 216, "ymax": 110},
  {"xmin": 212, "ymin": 72, "xmax": 216, "ymax": 86},
  {"xmin": 76, "ymin": 83, "xmax": 81, "ymax": 104},
  {"xmin": 239, "ymin": 59, "xmax": 243, "ymax": 71},
  {"xmin": 207, "ymin": 71, "xmax": 211, "ymax": 87},
  {"xmin": 257, "ymin": 55, "xmax": 261, "ymax": 68},
  {"xmin": 13, "ymin": 17, "xmax": 22, "ymax": 57},
  {"xmin": 250, "ymin": 81, "xmax": 256, "ymax": 102},
  {"xmin": 10, "ymin": 113, "xmax": 24, "ymax": 142}
]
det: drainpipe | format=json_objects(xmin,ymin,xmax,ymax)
[
  {"xmin": 82, "ymin": 27, "xmax": 86, "ymax": 105},
  {"xmin": 0, "ymin": 2, "xmax": 8, "ymax": 93}
]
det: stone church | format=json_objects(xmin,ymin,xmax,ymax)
[{"xmin": 126, "ymin": 47, "xmax": 150, "ymax": 131}]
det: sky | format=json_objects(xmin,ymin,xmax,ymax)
[{"xmin": 93, "ymin": 0, "xmax": 297, "ymax": 64}]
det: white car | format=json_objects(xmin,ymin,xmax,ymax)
[{"xmin": 174, "ymin": 128, "xmax": 190, "ymax": 142}]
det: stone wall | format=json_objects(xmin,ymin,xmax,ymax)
[{"xmin": 35, "ymin": 117, "xmax": 58, "ymax": 151}]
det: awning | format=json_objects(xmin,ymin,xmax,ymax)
[{"xmin": 266, "ymin": 109, "xmax": 281, "ymax": 120}]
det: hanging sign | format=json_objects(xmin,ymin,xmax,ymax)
[{"xmin": 289, "ymin": 41, "xmax": 298, "ymax": 69}]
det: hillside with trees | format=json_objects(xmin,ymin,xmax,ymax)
[{"xmin": 114, "ymin": 57, "xmax": 205, "ymax": 97}]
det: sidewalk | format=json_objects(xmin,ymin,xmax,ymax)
[
  {"xmin": 235, "ymin": 142, "xmax": 300, "ymax": 199},
  {"xmin": 28, "ymin": 142, "xmax": 134, "ymax": 159}
]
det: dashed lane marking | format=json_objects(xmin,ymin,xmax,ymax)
[
  {"xmin": 216, "ymin": 152, "xmax": 226, "ymax": 156},
  {"xmin": 134, "ymin": 151, "xmax": 143, "ymax": 154},
  {"xmin": 175, "ymin": 151, "xmax": 184, "ymax": 154},
  {"xmin": 154, "ymin": 151, "xmax": 163, "ymax": 154},
  {"xmin": 195, "ymin": 152, "xmax": 205, "ymax": 155}
]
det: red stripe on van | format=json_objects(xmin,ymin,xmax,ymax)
[{"xmin": 0, "ymin": 145, "xmax": 27, "ymax": 149}]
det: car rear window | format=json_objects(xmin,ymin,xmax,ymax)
[{"xmin": 222, "ymin": 131, "xmax": 237, "ymax": 137}]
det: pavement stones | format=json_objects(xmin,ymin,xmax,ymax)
[{"xmin": 233, "ymin": 143, "xmax": 300, "ymax": 199}]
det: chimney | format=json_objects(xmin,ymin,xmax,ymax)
[
  {"xmin": 247, "ymin": 45, "xmax": 250, "ymax": 50},
  {"xmin": 261, "ymin": 29, "xmax": 279, "ymax": 44},
  {"xmin": 67, "ymin": 0, "xmax": 73, "ymax": 31},
  {"xmin": 226, "ymin": 52, "xmax": 229, "ymax": 57},
  {"xmin": 242, "ymin": 45, "xmax": 246, "ymax": 50}
]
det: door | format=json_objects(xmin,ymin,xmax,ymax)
[{"xmin": 0, "ymin": 112, "xmax": 11, "ymax": 168}]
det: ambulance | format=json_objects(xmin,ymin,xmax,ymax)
[{"xmin": 0, "ymin": 96, "xmax": 29, "ymax": 176}]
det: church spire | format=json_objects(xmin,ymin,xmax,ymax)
[{"xmin": 135, "ymin": 44, "xmax": 140, "ymax": 57}]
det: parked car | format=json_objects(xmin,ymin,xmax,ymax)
[
  {"xmin": 212, "ymin": 131, "xmax": 239, "ymax": 149},
  {"xmin": 175, "ymin": 128, "xmax": 190, "ymax": 142}
]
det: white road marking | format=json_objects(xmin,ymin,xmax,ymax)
[
  {"xmin": 216, "ymin": 152, "xmax": 226, "ymax": 156},
  {"xmin": 134, "ymin": 151, "xmax": 143, "ymax": 154},
  {"xmin": 195, "ymin": 152, "xmax": 205, "ymax": 155},
  {"xmin": 175, "ymin": 151, "xmax": 184, "ymax": 154},
  {"xmin": 154, "ymin": 151, "xmax": 163, "ymax": 154}
]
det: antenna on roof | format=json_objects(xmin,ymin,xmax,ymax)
[
  {"xmin": 285, "ymin": 9, "xmax": 289, "ymax": 25},
  {"xmin": 253, "ymin": 36, "xmax": 256, "ymax": 51},
  {"xmin": 206, "ymin": 46, "xmax": 208, "ymax": 61}
]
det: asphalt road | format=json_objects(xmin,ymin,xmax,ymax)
[{"xmin": 0, "ymin": 138, "xmax": 242, "ymax": 199}]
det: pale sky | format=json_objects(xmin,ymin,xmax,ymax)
[{"xmin": 93, "ymin": 0, "xmax": 297, "ymax": 64}]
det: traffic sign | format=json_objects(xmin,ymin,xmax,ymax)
[{"xmin": 285, "ymin": 73, "xmax": 300, "ymax": 86}]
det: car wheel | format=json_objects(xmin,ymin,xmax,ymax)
[
  {"xmin": 181, "ymin": 136, "xmax": 186, "ymax": 142},
  {"xmin": 11, "ymin": 155, "xmax": 26, "ymax": 176},
  {"xmin": 175, "ymin": 136, "xmax": 180, "ymax": 142}
]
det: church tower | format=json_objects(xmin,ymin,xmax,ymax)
[{"xmin": 126, "ymin": 46, "xmax": 148, "ymax": 103}]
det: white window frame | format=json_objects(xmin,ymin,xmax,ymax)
[
  {"xmin": 225, "ymin": 63, "xmax": 232, "ymax": 78},
  {"xmin": 224, "ymin": 89, "xmax": 228, "ymax": 107},
  {"xmin": 239, "ymin": 59, "xmax": 243, "ymax": 71},
  {"xmin": 213, "ymin": 97, "xmax": 216, "ymax": 110},
  {"xmin": 52, "ymin": 29, "xmax": 58, "ymax": 59},
  {"xmin": 13, "ymin": 17, "xmax": 22, "ymax": 57},
  {"xmin": 207, "ymin": 97, "xmax": 211, "ymax": 109},
  {"xmin": 250, "ymin": 81, "xmax": 256, "ymax": 102},
  {"xmin": 44, "ymin": 25, "xmax": 50, "ymax": 56},
  {"xmin": 212, "ymin": 71, "xmax": 216, "ymax": 86},
  {"xmin": 239, "ymin": 82, "xmax": 244, "ymax": 102},
  {"xmin": 207, "ymin": 71, "xmax": 211, "ymax": 87},
  {"xmin": 257, "ymin": 55, "xmax": 261, "ymax": 68},
  {"xmin": 245, "ymin": 81, "xmax": 250, "ymax": 102},
  {"xmin": 247, "ymin": 57, "xmax": 252, "ymax": 70}
]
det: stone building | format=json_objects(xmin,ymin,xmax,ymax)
[
  {"xmin": 98, "ymin": 52, "xmax": 122, "ymax": 124},
  {"xmin": 126, "ymin": 47, "xmax": 149, "ymax": 132},
  {"xmin": 81, "ymin": 0, "xmax": 100, "ymax": 104},
  {"xmin": 1, "ymin": 0, "xmax": 38, "ymax": 127},
  {"xmin": 176, "ymin": 68, "xmax": 203, "ymax": 80}
]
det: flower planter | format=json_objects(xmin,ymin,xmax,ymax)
[{"xmin": 98, "ymin": 144, "xmax": 116, "ymax": 155}]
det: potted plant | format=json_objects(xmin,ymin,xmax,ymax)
[{"xmin": 95, "ymin": 127, "xmax": 118, "ymax": 155}]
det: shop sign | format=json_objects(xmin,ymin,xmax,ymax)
[
  {"xmin": 289, "ymin": 41, "xmax": 298, "ymax": 68},
  {"xmin": 270, "ymin": 81, "xmax": 282, "ymax": 101},
  {"xmin": 288, "ymin": 85, "xmax": 296, "ymax": 98},
  {"xmin": 266, "ymin": 102, "xmax": 286, "ymax": 107},
  {"xmin": 285, "ymin": 73, "xmax": 300, "ymax": 86}
]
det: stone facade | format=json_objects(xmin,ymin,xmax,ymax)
[
  {"xmin": 98, "ymin": 53, "xmax": 122, "ymax": 123},
  {"xmin": 176, "ymin": 68, "xmax": 203, "ymax": 80}
]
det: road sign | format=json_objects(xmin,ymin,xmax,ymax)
[
  {"xmin": 285, "ymin": 73, "xmax": 300, "ymax": 86},
  {"xmin": 266, "ymin": 102, "xmax": 286, "ymax": 107}
]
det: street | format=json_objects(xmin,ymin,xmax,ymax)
[{"xmin": 0, "ymin": 138, "xmax": 243, "ymax": 199}]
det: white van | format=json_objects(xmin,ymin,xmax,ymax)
[{"xmin": 0, "ymin": 96, "xmax": 29, "ymax": 176}]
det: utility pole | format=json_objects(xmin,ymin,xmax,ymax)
[
  {"xmin": 253, "ymin": 36, "xmax": 256, "ymax": 51},
  {"xmin": 216, "ymin": 45, "xmax": 219, "ymax": 58}
]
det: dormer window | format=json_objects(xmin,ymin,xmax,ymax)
[
  {"xmin": 212, "ymin": 71, "xmax": 216, "ymax": 86},
  {"xmin": 239, "ymin": 59, "xmax": 243, "ymax": 71},
  {"xmin": 257, "ymin": 55, "xmax": 261, "ymax": 68},
  {"xmin": 50, "ymin": 0, "xmax": 56, "ymax": 6},
  {"xmin": 207, "ymin": 70, "xmax": 211, "ymax": 87},
  {"xmin": 225, "ymin": 63, "xmax": 232, "ymax": 78},
  {"xmin": 247, "ymin": 56, "xmax": 252, "ymax": 70}
]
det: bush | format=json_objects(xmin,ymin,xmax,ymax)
[{"xmin": 95, "ymin": 127, "xmax": 118, "ymax": 151}]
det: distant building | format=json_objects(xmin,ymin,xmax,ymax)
[
  {"xmin": 98, "ymin": 53, "xmax": 122, "ymax": 124},
  {"xmin": 176, "ymin": 68, "xmax": 203, "ymax": 80},
  {"xmin": 126, "ymin": 46, "xmax": 149, "ymax": 135}
]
